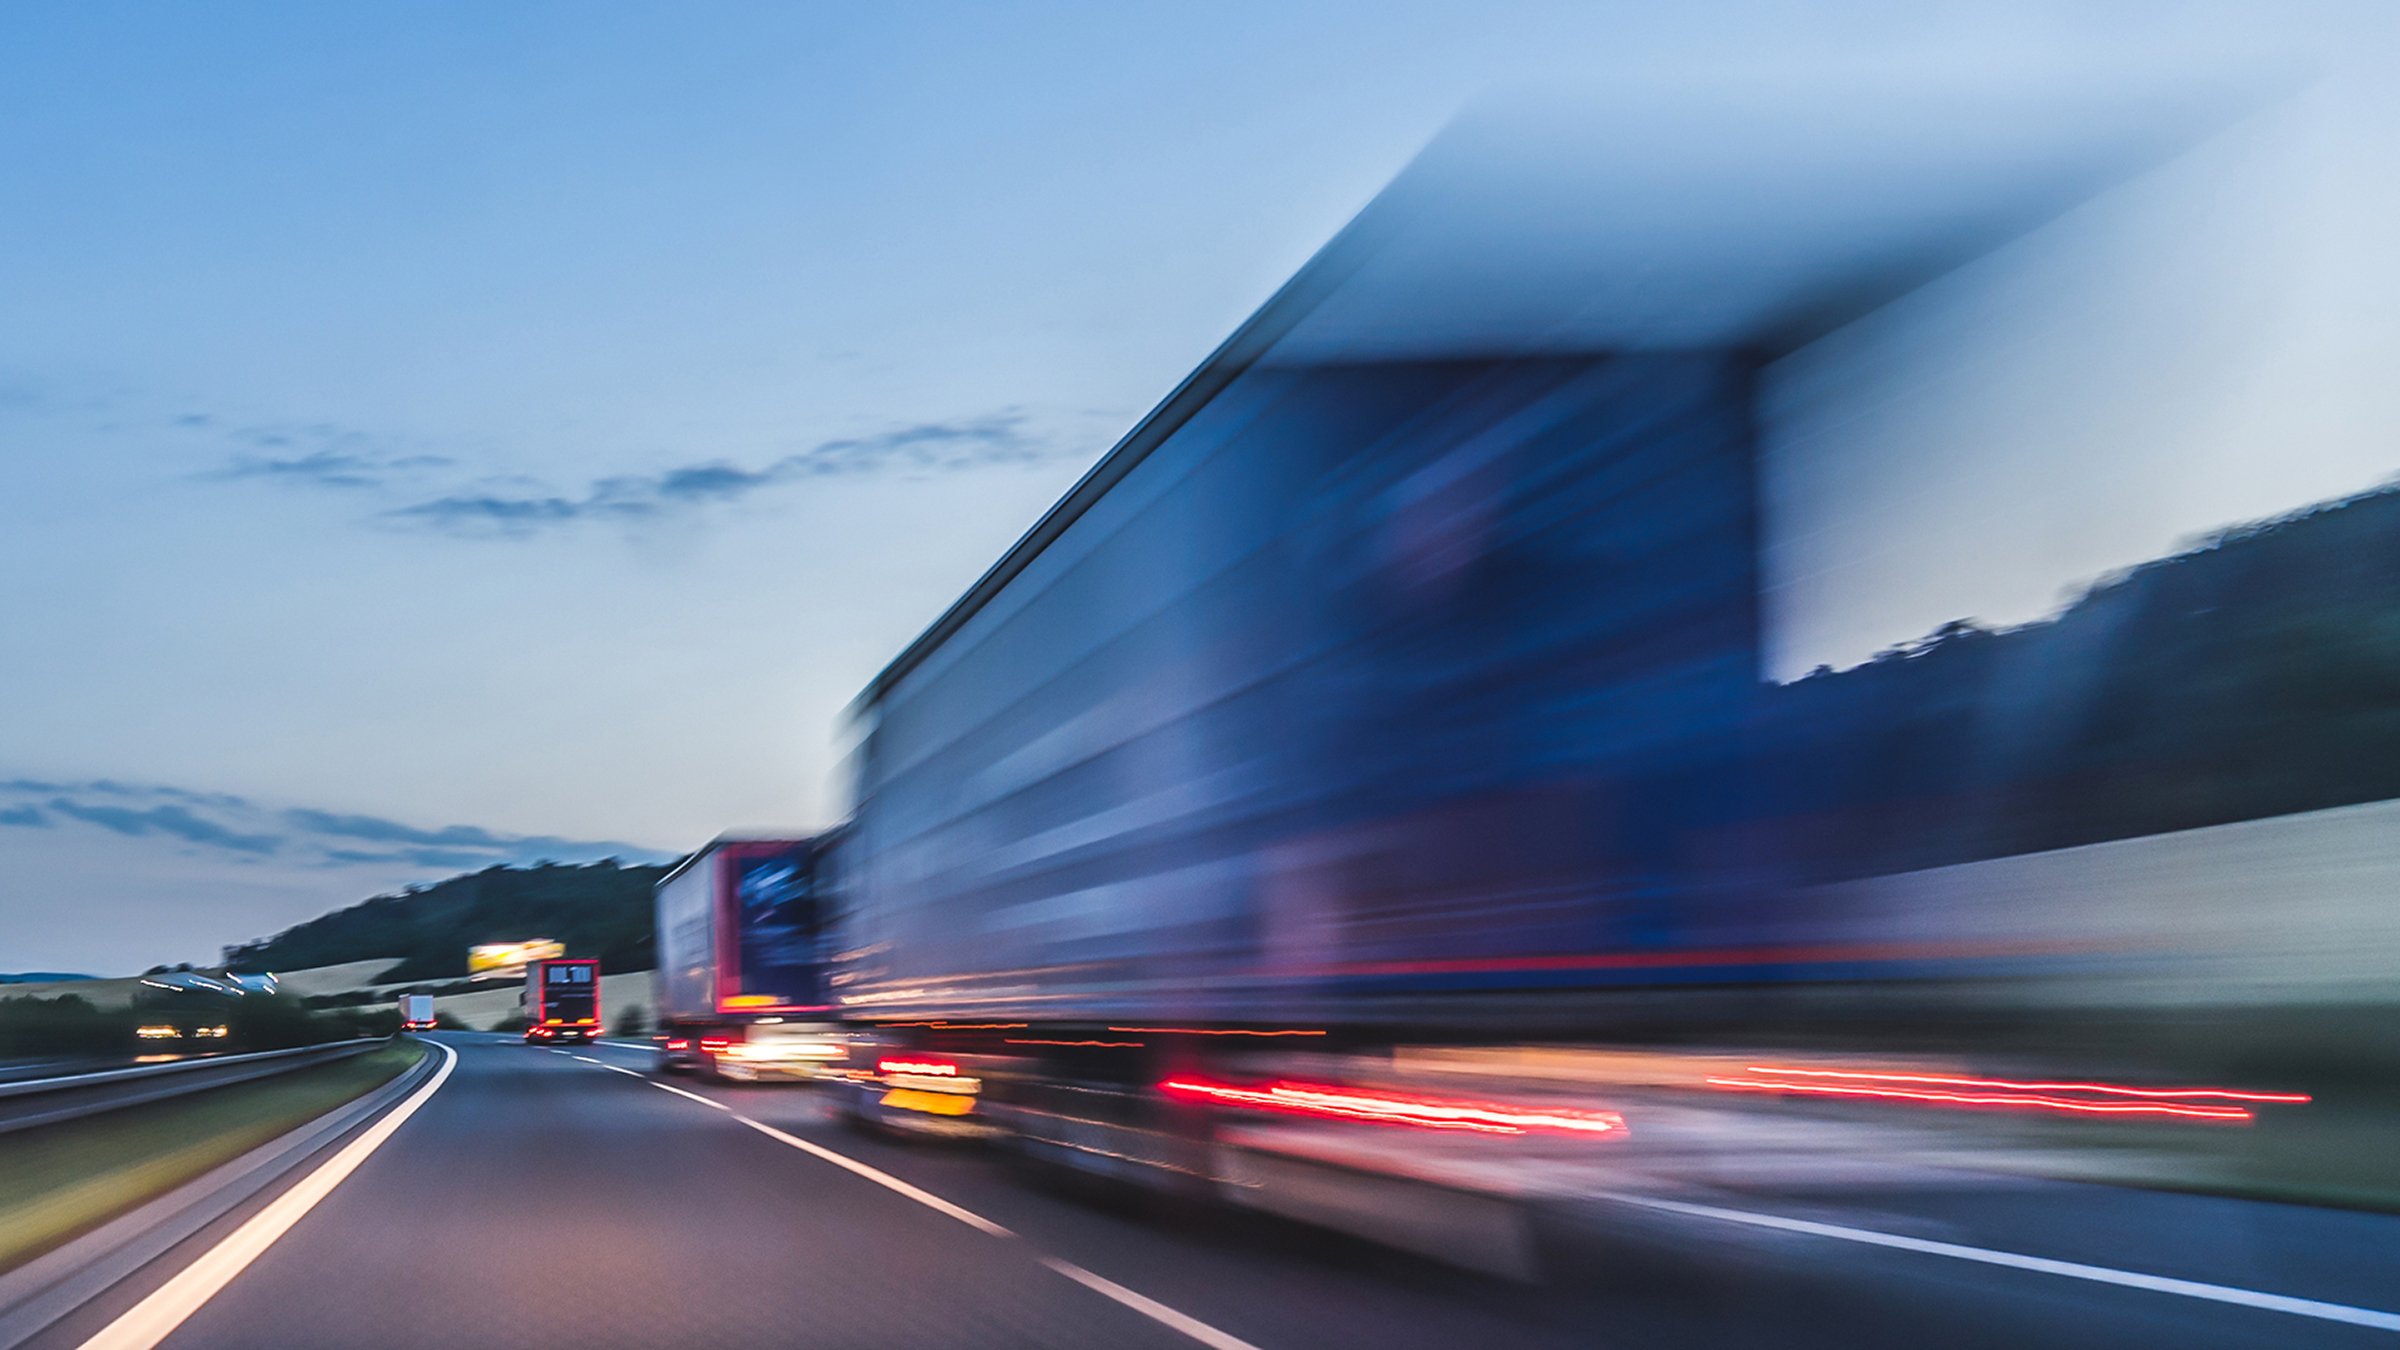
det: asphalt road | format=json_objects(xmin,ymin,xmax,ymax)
[{"xmin": 30, "ymin": 1032, "xmax": 2400, "ymax": 1349}]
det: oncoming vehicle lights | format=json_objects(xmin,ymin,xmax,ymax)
[{"xmin": 1161, "ymin": 1078, "xmax": 1627, "ymax": 1137}]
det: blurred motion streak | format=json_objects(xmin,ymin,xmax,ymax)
[
  {"xmin": 1006, "ymin": 1038, "xmax": 1144, "ymax": 1047},
  {"xmin": 1729, "ymin": 1065, "xmax": 2312, "ymax": 1104},
  {"xmin": 813, "ymin": 51, "xmax": 2400, "ymax": 1238},
  {"xmin": 1704, "ymin": 1072, "xmax": 2293, "ymax": 1123},
  {"xmin": 1161, "ymin": 1078, "xmax": 1627, "ymax": 1137},
  {"xmin": 1109, "ymin": 1028, "xmax": 1327, "ymax": 1037}
]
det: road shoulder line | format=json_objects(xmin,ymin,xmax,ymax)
[
  {"xmin": 0, "ymin": 1040, "xmax": 442, "ymax": 1350},
  {"xmin": 69, "ymin": 1041, "xmax": 459, "ymax": 1350}
]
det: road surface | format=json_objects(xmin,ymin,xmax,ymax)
[{"xmin": 27, "ymin": 1033, "xmax": 2400, "ymax": 1349}]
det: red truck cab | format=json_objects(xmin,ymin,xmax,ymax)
[{"xmin": 523, "ymin": 958, "xmax": 601, "ymax": 1044}]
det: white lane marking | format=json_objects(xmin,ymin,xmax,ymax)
[
  {"xmin": 595, "ymin": 1040, "xmax": 654, "ymax": 1051},
  {"xmin": 1607, "ymin": 1193, "xmax": 2400, "ymax": 1334},
  {"xmin": 721, "ymin": 1110, "xmax": 1261, "ymax": 1349},
  {"xmin": 572, "ymin": 1062, "xmax": 1262, "ymax": 1350},
  {"xmin": 726, "ymin": 1112, "xmax": 1014, "ymax": 1239},
  {"xmin": 645, "ymin": 1079, "xmax": 730, "ymax": 1111},
  {"xmin": 76, "ymin": 1042, "xmax": 458, "ymax": 1350},
  {"xmin": 1039, "ymin": 1256, "xmax": 1265, "ymax": 1350}
]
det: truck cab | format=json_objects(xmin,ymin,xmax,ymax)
[{"xmin": 522, "ymin": 958, "xmax": 601, "ymax": 1044}]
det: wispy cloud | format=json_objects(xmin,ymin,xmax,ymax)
[
  {"xmin": 189, "ymin": 416, "xmax": 454, "ymax": 491},
  {"xmin": 386, "ymin": 411, "xmax": 1059, "ymax": 537},
  {"xmin": 0, "ymin": 777, "xmax": 666, "ymax": 872},
  {"xmin": 45, "ymin": 799, "xmax": 283, "ymax": 854},
  {"xmin": 218, "ymin": 447, "xmax": 455, "ymax": 490},
  {"xmin": 6, "ymin": 777, "xmax": 250, "ymax": 809},
  {"xmin": 280, "ymin": 807, "xmax": 653, "ymax": 861},
  {"xmin": 0, "ymin": 374, "xmax": 48, "ymax": 411},
  {"xmin": 174, "ymin": 398, "xmax": 1084, "ymax": 538},
  {"xmin": 319, "ymin": 845, "xmax": 531, "ymax": 871}
]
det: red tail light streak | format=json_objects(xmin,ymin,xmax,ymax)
[
  {"xmin": 1110, "ymin": 1027, "xmax": 1327, "ymax": 1037},
  {"xmin": 1161, "ymin": 1078, "xmax": 1626, "ymax": 1137},
  {"xmin": 1707, "ymin": 1065, "xmax": 2312, "ymax": 1123}
]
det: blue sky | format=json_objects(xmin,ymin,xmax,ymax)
[
  {"xmin": 0, "ymin": 0, "xmax": 1657, "ymax": 971},
  {"xmin": 2, "ymin": 1, "xmax": 2384, "ymax": 974}
]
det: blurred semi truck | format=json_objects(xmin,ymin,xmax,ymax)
[
  {"xmin": 521, "ymin": 957, "xmax": 600, "ymax": 1044},
  {"xmin": 396, "ymin": 994, "xmax": 434, "ymax": 1032},
  {"xmin": 652, "ymin": 838, "xmax": 845, "ymax": 1081},
  {"xmin": 829, "ymin": 96, "xmax": 2400, "ymax": 1179}
]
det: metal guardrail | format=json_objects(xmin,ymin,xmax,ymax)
[
  {"xmin": 0, "ymin": 1038, "xmax": 384, "ymax": 1136},
  {"xmin": 0, "ymin": 1056, "xmax": 115, "ymax": 1087}
]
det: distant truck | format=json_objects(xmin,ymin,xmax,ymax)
[
  {"xmin": 653, "ymin": 837, "xmax": 843, "ymax": 1080},
  {"xmin": 396, "ymin": 993, "xmax": 435, "ymax": 1032},
  {"xmin": 521, "ymin": 957, "xmax": 600, "ymax": 1044}
]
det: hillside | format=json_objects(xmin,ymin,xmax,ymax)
[
  {"xmin": 222, "ymin": 859, "xmax": 676, "ymax": 983},
  {"xmin": 1751, "ymin": 477, "xmax": 2400, "ymax": 882}
]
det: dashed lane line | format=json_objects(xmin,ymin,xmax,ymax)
[
  {"xmin": 583, "ymin": 1059, "xmax": 1263, "ymax": 1350},
  {"xmin": 1602, "ymin": 1192, "xmax": 2400, "ymax": 1335}
]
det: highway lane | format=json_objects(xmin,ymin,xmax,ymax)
[
  {"xmin": 44, "ymin": 1034, "xmax": 1239, "ymax": 1350},
  {"xmin": 572, "ymin": 1037, "xmax": 2400, "ymax": 1350},
  {"xmin": 27, "ymin": 1032, "xmax": 2400, "ymax": 1349}
]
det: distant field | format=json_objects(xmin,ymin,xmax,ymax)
[
  {"xmin": 267, "ymin": 958, "xmax": 408, "ymax": 999},
  {"xmin": 0, "ymin": 1040, "xmax": 426, "ymax": 1274},
  {"xmin": 250, "ymin": 959, "xmax": 657, "ymax": 1034},
  {"xmin": 4, "ymin": 958, "xmax": 659, "ymax": 1038},
  {"xmin": 0, "ymin": 977, "xmax": 143, "ymax": 1012},
  {"xmin": 0, "ymin": 958, "xmax": 409, "ymax": 1011}
]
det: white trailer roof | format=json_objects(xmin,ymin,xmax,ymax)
[{"xmin": 853, "ymin": 70, "xmax": 2265, "ymax": 711}]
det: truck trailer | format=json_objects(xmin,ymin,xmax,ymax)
[
  {"xmin": 653, "ymin": 837, "xmax": 844, "ymax": 1080},
  {"xmin": 396, "ymin": 993, "xmax": 434, "ymax": 1033},
  {"xmin": 833, "ymin": 113, "xmax": 1788, "ymax": 1153},
  {"xmin": 521, "ymin": 957, "xmax": 600, "ymax": 1044},
  {"xmin": 828, "ymin": 95, "xmax": 2400, "ymax": 1174}
]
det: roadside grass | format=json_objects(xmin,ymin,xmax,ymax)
[{"xmin": 0, "ymin": 1040, "xmax": 426, "ymax": 1274}]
